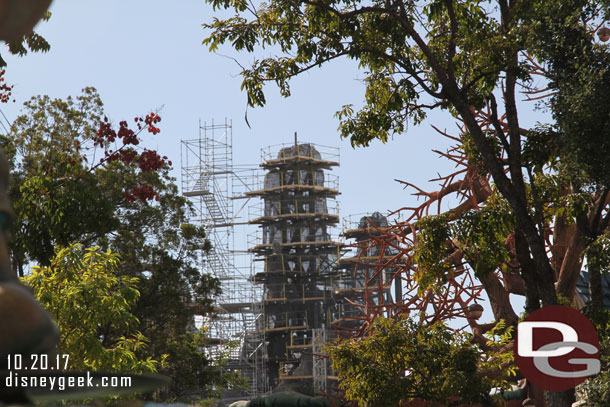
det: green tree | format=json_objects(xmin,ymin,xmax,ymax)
[
  {"xmin": 5, "ymin": 87, "xmax": 115, "ymax": 270},
  {"xmin": 203, "ymin": 1, "xmax": 610, "ymax": 405},
  {"xmin": 23, "ymin": 243, "xmax": 159, "ymax": 373},
  {"xmin": 328, "ymin": 316, "xmax": 487, "ymax": 407},
  {"xmin": 2, "ymin": 88, "xmax": 222, "ymax": 400}
]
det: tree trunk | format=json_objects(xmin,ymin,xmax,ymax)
[
  {"xmin": 551, "ymin": 214, "xmax": 571, "ymax": 276},
  {"xmin": 545, "ymin": 388, "xmax": 574, "ymax": 407},
  {"xmin": 514, "ymin": 230, "xmax": 541, "ymax": 313},
  {"xmin": 589, "ymin": 262, "xmax": 603, "ymax": 311},
  {"xmin": 556, "ymin": 229, "xmax": 585, "ymax": 301},
  {"xmin": 480, "ymin": 272, "xmax": 518, "ymax": 326},
  {"xmin": 451, "ymin": 97, "xmax": 558, "ymax": 307}
]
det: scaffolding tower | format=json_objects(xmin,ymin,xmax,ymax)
[
  {"xmin": 331, "ymin": 212, "xmax": 402, "ymax": 333},
  {"xmin": 248, "ymin": 140, "xmax": 341, "ymax": 395},
  {"xmin": 181, "ymin": 120, "xmax": 266, "ymax": 400},
  {"xmin": 181, "ymin": 127, "xmax": 403, "ymax": 400}
]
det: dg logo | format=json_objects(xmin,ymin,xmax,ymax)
[{"xmin": 514, "ymin": 305, "xmax": 601, "ymax": 391}]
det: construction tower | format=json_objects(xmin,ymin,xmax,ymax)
[
  {"xmin": 181, "ymin": 120, "xmax": 266, "ymax": 400},
  {"xmin": 248, "ymin": 140, "xmax": 341, "ymax": 395}
]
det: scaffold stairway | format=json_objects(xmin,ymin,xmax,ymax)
[
  {"xmin": 206, "ymin": 247, "xmax": 229, "ymax": 279},
  {"xmin": 192, "ymin": 173, "xmax": 228, "ymax": 225}
]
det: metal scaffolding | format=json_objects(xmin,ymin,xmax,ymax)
[
  {"xmin": 248, "ymin": 140, "xmax": 341, "ymax": 395},
  {"xmin": 181, "ymin": 119, "xmax": 266, "ymax": 400},
  {"xmin": 181, "ymin": 128, "xmax": 406, "ymax": 400}
]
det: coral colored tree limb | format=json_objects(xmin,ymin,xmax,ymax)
[{"xmin": 332, "ymin": 113, "xmax": 609, "ymax": 405}]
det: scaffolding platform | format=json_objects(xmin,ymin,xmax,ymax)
[
  {"xmin": 181, "ymin": 119, "xmax": 266, "ymax": 399},
  {"xmin": 287, "ymin": 343, "xmax": 314, "ymax": 349},
  {"xmin": 218, "ymin": 302, "xmax": 259, "ymax": 313},
  {"xmin": 263, "ymin": 325, "xmax": 309, "ymax": 333},
  {"xmin": 260, "ymin": 143, "xmax": 340, "ymax": 170},
  {"xmin": 279, "ymin": 375, "xmax": 314, "ymax": 380},
  {"xmin": 338, "ymin": 254, "xmax": 399, "ymax": 265},
  {"xmin": 245, "ymin": 185, "xmax": 340, "ymax": 197},
  {"xmin": 250, "ymin": 213, "xmax": 340, "ymax": 224},
  {"xmin": 249, "ymin": 240, "xmax": 342, "ymax": 254},
  {"xmin": 342, "ymin": 226, "xmax": 392, "ymax": 239}
]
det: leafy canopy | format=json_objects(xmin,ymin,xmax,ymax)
[
  {"xmin": 3, "ymin": 88, "xmax": 224, "ymax": 400},
  {"xmin": 328, "ymin": 316, "xmax": 487, "ymax": 406},
  {"xmin": 3, "ymin": 87, "xmax": 171, "ymax": 269},
  {"xmin": 23, "ymin": 243, "xmax": 159, "ymax": 373},
  {"xmin": 0, "ymin": 10, "xmax": 51, "ymax": 67}
]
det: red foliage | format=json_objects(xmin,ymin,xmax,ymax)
[
  {"xmin": 94, "ymin": 113, "xmax": 169, "ymax": 203},
  {"xmin": 135, "ymin": 112, "xmax": 161, "ymax": 135},
  {"xmin": 138, "ymin": 150, "xmax": 166, "ymax": 172},
  {"xmin": 123, "ymin": 183, "xmax": 159, "ymax": 203},
  {"xmin": 0, "ymin": 69, "xmax": 15, "ymax": 104}
]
